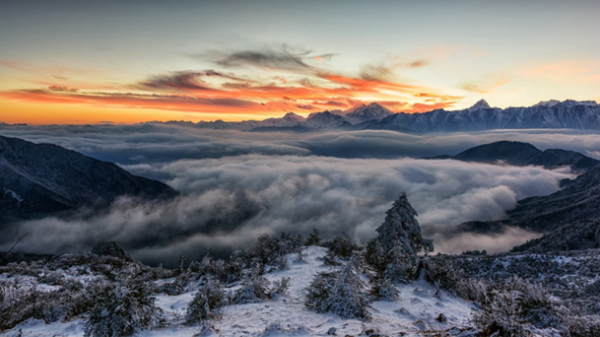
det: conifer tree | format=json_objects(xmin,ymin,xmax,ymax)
[{"xmin": 376, "ymin": 192, "xmax": 433, "ymax": 267}]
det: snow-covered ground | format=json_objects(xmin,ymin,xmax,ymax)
[{"xmin": 1, "ymin": 246, "xmax": 479, "ymax": 337}]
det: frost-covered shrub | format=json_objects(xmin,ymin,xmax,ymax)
[
  {"xmin": 269, "ymin": 277, "xmax": 291, "ymax": 297},
  {"xmin": 273, "ymin": 255, "xmax": 289, "ymax": 271},
  {"xmin": 565, "ymin": 315, "xmax": 600, "ymax": 337},
  {"xmin": 232, "ymin": 275, "xmax": 272, "ymax": 304},
  {"xmin": 371, "ymin": 278, "xmax": 399, "ymax": 302},
  {"xmin": 455, "ymin": 279, "xmax": 490, "ymax": 308},
  {"xmin": 304, "ymin": 228, "xmax": 322, "ymax": 246},
  {"xmin": 91, "ymin": 241, "xmax": 135, "ymax": 262},
  {"xmin": 0, "ymin": 278, "xmax": 106, "ymax": 331},
  {"xmin": 473, "ymin": 277, "xmax": 562, "ymax": 335},
  {"xmin": 422, "ymin": 257, "xmax": 467, "ymax": 296},
  {"xmin": 324, "ymin": 232, "xmax": 360, "ymax": 260},
  {"xmin": 237, "ymin": 232, "xmax": 302, "ymax": 270},
  {"xmin": 305, "ymin": 256, "xmax": 371, "ymax": 319},
  {"xmin": 584, "ymin": 279, "xmax": 600, "ymax": 296},
  {"xmin": 84, "ymin": 272, "xmax": 162, "ymax": 337},
  {"xmin": 158, "ymin": 281, "xmax": 185, "ymax": 296},
  {"xmin": 294, "ymin": 250, "xmax": 307, "ymax": 263},
  {"xmin": 186, "ymin": 278, "xmax": 225, "ymax": 324}
]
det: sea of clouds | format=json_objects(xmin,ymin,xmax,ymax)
[{"xmin": 1, "ymin": 123, "xmax": 595, "ymax": 266}]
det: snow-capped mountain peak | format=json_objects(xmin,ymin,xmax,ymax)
[
  {"xmin": 467, "ymin": 99, "xmax": 491, "ymax": 111},
  {"xmin": 533, "ymin": 100, "xmax": 561, "ymax": 108},
  {"xmin": 282, "ymin": 112, "xmax": 306, "ymax": 122},
  {"xmin": 345, "ymin": 102, "xmax": 394, "ymax": 124}
]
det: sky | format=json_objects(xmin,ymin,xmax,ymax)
[{"xmin": 0, "ymin": 0, "xmax": 599, "ymax": 124}]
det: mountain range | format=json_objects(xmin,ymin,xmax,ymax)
[
  {"xmin": 166, "ymin": 99, "xmax": 600, "ymax": 132},
  {"xmin": 0, "ymin": 135, "xmax": 178, "ymax": 222}
]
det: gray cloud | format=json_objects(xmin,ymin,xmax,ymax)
[
  {"xmin": 1, "ymin": 124, "xmax": 594, "ymax": 266},
  {"xmin": 1, "ymin": 124, "xmax": 599, "ymax": 165},
  {"xmin": 0, "ymin": 154, "xmax": 571, "ymax": 267},
  {"xmin": 204, "ymin": 45, "xmax": 317, "ymax": 72}
]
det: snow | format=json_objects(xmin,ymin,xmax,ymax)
[
  {"xmin": 0, "ymin": 246, "xmax": 478, "ymax": 336},
  {"xmin": 1, "ymin": 318, "xmax": 86, "ymax": 337}
]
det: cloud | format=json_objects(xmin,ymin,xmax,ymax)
[
  {"xmin": 0, "ymin": 47, "xmax": 461, "ymax": 117},
  {"xmin": 0, "ymin": 151, "xmax": 571, "ymax": 267},
  {"xmin": 207, "ymin": 45, "xmax": 315, "ymax": 72},
  {"xmin": 1, "ymin": 125, "xmax": 592, "ymax": 266},
  {"xmin": 1, "ymin": 124, "xmax": 599, "ymax": 166},
  {"xmin": 430, "ymin": 226, "xmax": 542, "ymax": 255},
  {"xmin": 408, "ymin": 60, "xmax": 428, "ymax": 68},
  {"xmin": 460, "ymin": 76, "xmax": 511, "ymax": 94}
]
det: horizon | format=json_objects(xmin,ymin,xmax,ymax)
[
  {"xmin": 2, "ymin": 98, "xmax": 599, "ymax": 126},
  {"xmin": 1, "ymin": 0, "xmax": 599, "ymax": 124}
]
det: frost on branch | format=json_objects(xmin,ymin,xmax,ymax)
[
  {"xmin": 367, "ymin": 193, "xmax": 433, "ymax": 283},
  {"xmin": 186, "ymin": 278, "xmax": 226, "ymax": 324},
  {"xmin": 305, "ymin": 255, "xmax": 371, "ymax": 319},
  {"xmin": 376, "ymin": 192, "xmax": 433, "ymax": 261},
  {"xmin": 84, "ymin": 266, "xmax": 162, "ymax": 337}
]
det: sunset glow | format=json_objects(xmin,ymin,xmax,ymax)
[{"xmin": 1, "ymin": 1, "xmax": 599, "ymax": 124}]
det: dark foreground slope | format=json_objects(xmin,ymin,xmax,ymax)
[{"xmin": 0, "ymin": 135, "xmax": 178, "ymax": 221}]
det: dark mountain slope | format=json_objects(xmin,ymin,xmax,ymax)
[
  {"xmin": 511, "ymin": 218, "xmax": 600, "ymax": 253},
  {"xmin": 453, "ymin": 141, "xmax": 541, "ymax": 165},
  {"xmin": 506, "ymin": 163, "xmax": 600, "ymax": 232},
  {"xmin": 432, "ymin": 141, "xmax": 599, "ymax": 172},
  {"xmin": 0, "ymin": 135, "xmax": 178, "ymax": 221}
]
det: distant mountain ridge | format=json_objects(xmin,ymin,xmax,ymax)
[
  {"xmin": 162, "ymin": 99, "xmax": 600, "ymax": 132},
  {"xmin": 361, "ymin": 99, "xmax": 600, "ymax": 132},
  {"xmin": 0, "ymin": 135, "xmax": 178, "ymax": 221},
  {"xmin": 428, "ymin": 140, "xmax": 599, "ymax": 173}
]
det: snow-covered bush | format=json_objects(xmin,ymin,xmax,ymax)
[
  {"xmin": 305, "ymin": 256, "xmax": 371, "ymax": 319},
  {"xmin": 157, "ymin": 281, "xmax": 185, "ymax": 295},
  {"xmin": 84, "ymin": 270, "xmax": 162, "ymax": 337},
  {"xmin": 564, "ymin": 315, "xmax": 600, "ymax": 337},
  {"xmin": 236, "ymin": 232, "xmax": 302, "ymax": 271},
  {"xmin": 269, "ymin": 277, "xmax": 291, "ymax": 297},
  {"xmin": 0, "ymin": 278, "xmax": 106, "ymax": 331},
  {"xmin": 422, "ymin": 257, "xmax": 468, "ymax": 297},
  {"xmin": 371, "ymin": 277, "xmax": 399, "ymax": 302},
  {"xmin": 324, "ymin": 232, "xmax": 361, "ymax": 260},
  {"xmin": 304, "ymin": 228, "xmax": 322, "ymax": 246},
  {"xmin": 186, "ymin": 278, "xmax": 225, "ymax": 324},
  {"xmin": 232, "ymin": 274, "xmax": 272, "ymax": 304},
  {"xmin": 473, "ymin": 277, "xmax": 562, "ymax": 335}
]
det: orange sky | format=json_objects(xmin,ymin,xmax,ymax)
[{"xmin": 1, "ymin": 1, "xmax": 598, "ymax": 125}]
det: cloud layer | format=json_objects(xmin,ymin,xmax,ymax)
[
  {"xmin": 1, "ymin": 152, "xmax": 570, "ymax": 266},
  {"xmin": 1, "ymin": 124, "xmax": 593, "ymax": 266}
]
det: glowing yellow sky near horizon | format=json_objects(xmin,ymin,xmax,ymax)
[{"xmin": 0, "ymin": 1, "xmax": 599, "ymax": 125}]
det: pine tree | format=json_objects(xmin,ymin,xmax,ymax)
[{"xmin": 375, "ymin": 192, "xmax": 433, "ymax": 267}]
